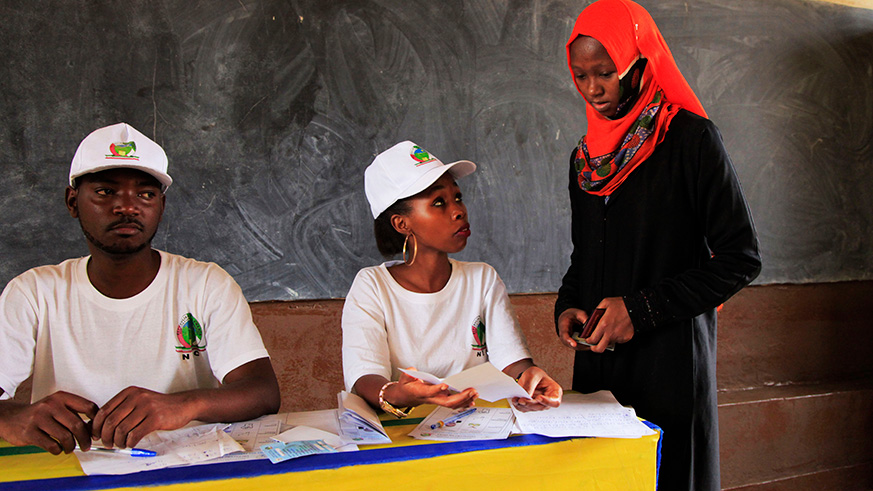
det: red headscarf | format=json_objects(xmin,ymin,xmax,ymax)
[{"xmin": 567, "ymin": 0, "xmax": 707, "ymax": 195}]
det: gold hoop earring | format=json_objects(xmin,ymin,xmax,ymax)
[{"xmin": 402, "ymin": 233, "xmax": 417, "ymax": 266}]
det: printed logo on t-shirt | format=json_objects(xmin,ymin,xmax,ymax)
[
  {"xmin": 471, "ymin": 316, "xmax": 486, "ymax": 356},
  {"xmin": 410, "ymin": 145, "xmax": 435, "ymax": 166},
  {"xmin": 106, "ymin": 141, "xmax": 140, "ymax": 161},
  {"xmin": 175, "ymin": 312, "xmax": 207, "ymax": 359}
]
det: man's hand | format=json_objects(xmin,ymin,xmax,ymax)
[
  {"xmin": 91, "ymin": 387, "xmax": 193, "ymax": 449},
  {"xmin": 0, "ymin": 391, "xmax": 98, "ymax": 454},
  {"xmin": 91, "ymin": 358, "xmax": 279, "ymax": 449}
]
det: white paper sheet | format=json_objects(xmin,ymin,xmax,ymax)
[
  {"xmin": 223, "ymin": 414, "xmax": 283, "ymax": 452},
  {"xmin": 511, "ymin": 391, "xmax": 656, "ymax": 439},
  {"xmin": 408, "ymin": 406, "xmax": 515, "ymax": 441},
  {"xmin": 401, "ymin": 363, "xmax": 530, "ymax": 402}
]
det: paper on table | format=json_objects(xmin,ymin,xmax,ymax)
[
  {"xmin": 408, "ymin": 406, "xmax": 515, "ymax": 441},
  {"xmin": 337, "ymin": 391, "xmax": 391, "ymax": 444},
  {"xmin": 400, "ymin": 362, "xmax": 530, "ymax": 402},
  {"xmin": 273, "ymin": 425, "xmax": 358, "ymax": 452},
  {"xmin": 75, "ymin": 423, "xmax": 244, "ymax": 475},
  {"xmin": 223, "ymin": 414, "xmax": 283, "ymax": 452},
  {"xmin": 153, "ymin": 410, "xmax": 356, "ymax": 468},
  {"xmin": 177, "ymin": 414, "xmax": 287, "ymax": 465},
  {"xmin": 511, "ymin": 391, "xmax": 656, "ymax": 439},
  {"xmin": 171, "ymin": 425, "xmax": 244, "ymax": 463}
]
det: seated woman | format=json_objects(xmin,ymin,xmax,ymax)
[{"xmin": 342, "ymin": 140, "xmax": 563, "ymax": 417}]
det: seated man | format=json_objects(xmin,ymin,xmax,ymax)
[{"xmin": 0, "ymin": 123, "xmax": 280, "ymax": 455}]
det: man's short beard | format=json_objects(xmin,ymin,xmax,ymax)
[{"xmin": 80, "ymin": 224, "xmax": 156, "ymax": 255}]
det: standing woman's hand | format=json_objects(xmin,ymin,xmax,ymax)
[
  {"xmin": 584, "ymin": 297, "xmax": 634, "ymax": 352},
  {"xmin": 557, "ymin": 308, "xmax": 590, "ymax": 350}
]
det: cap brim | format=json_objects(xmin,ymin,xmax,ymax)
[
  {"xmin": 447, "ymin": 159, "xmax": 476, "ymax": 180},
  {"xmin": 395, "ymin": 160, "xmax": 477, "ymax": 203},
  {"xmin": 70, "ymin": 163, "xmax": 173, "ymax": 191}
]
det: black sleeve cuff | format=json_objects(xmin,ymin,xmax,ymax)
[{"xmin": 623, "ymin": 287, "xmax": 670, "ymax": 334}]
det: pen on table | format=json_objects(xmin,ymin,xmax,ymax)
[
  {"xmin": 76, "ymin": 445, "xmax": 157, "ymax": 457},
  {"xmin": 431, "ymin": 407, "xmax": 477, "ymax": 429}
]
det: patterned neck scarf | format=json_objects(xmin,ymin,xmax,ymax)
[
  {"xmin": 566, "ymin": 0, "xmax": 707, "ymax": 196},
  {"xmin": 575, "ymin": 90, "xmax": 663, "ymax": 193}
]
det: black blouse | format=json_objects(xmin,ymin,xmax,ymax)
[{"xmin": 555, "ymin": 110, "xmax": 761, "ymax": 332}]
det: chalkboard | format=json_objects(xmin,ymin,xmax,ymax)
[{"xmin": 1, "ymin": 0, "xmax": 871, "ymax": 301}]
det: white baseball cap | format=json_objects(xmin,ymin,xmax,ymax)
[
  {"xmin": 69, "ymin": 122, "xmax": 173, "ymax": 191},
  {"xmin": 364, "ymin": 141, "xmax": 476, "ymax": 219}
]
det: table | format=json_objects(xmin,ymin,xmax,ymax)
[{"xmin": 0, "ymin": 405, "xmax": 661, "ymax": 490}]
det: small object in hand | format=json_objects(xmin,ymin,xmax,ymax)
[
  {"xmin": 571, "ymin": 308, "xmax": 615, "ymax": 351},
  {"xmin": 577, "ymin": 308, "xmax": 605, "ymax": 338}
]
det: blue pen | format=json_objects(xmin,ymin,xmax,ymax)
[
  {"xmin": 79, "ymin": 445, "xmax": 157, "ymax": 457},
  {"xmin": 431, "ymin": 407, "xmax": 477, "ymax": 429}
]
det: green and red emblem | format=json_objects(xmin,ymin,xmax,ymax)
[
  {"xmin": 410, "ymin": 145, "xmax": 435, "ymax": 166},
  {"xmin": 106, "ymin": 141, "xmax": 139, "ymax": 160},
  {"xmin": 175, "ymin": 313, "xmax": 206, "ymax": 353},
  {"xmin": 471, "ymin": 316, "xmax": 486, "ymax": 356}
]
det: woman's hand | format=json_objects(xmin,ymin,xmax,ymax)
[
  {"xmin": 584, "ymin": 297, "xmax": 634, "ymax": 352},
  {"xmin": 513, "ymin": 366, "xmax": 563, "ymax": 412},
  {"xmin": 383, "ymin": 371, "xmax": 478, "ymax": 410},
  {"xmin": 558, "ymin": 299, "xmax": 634, "ymax": 353},
  {"xmin": 557, "ymin": 308, "xmax": 590, "ymax": 350}
]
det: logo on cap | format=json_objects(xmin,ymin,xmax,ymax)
[
  {"xmin": 410, "ymin": 145, "xmax": 435, "ymax": 166},
  {"xmin": 106, "ymin": 141, "xmax": 140, "ymax": 160}
]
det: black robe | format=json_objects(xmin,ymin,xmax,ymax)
[{"xmin": 555, "ymin": 110, "xmax": 761, "ymax": 491}]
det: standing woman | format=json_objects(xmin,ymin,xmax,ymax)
[
  {"xmin": 555, "ymin": 1, "xmax": 761, "ymax": 490},
  {"xmin": 343, "ymin": 141, "xmax": 562, "ymax": 417}
]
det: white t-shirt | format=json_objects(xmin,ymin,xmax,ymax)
[
  {"xmin": 342, "ymin": 259, "xmax": 531, "ymax": 392},
  {"xmin": 0, "ymin": 250, "xmax": 270, "ymax": 406}
]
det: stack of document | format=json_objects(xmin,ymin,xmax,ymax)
[
  {"xmin": 401, "ymin": 365, "xmax": 654, "ymax": 442},
  {"xmin": 512, "ymin": 391, "xmax": 656, "ymax": 439},
  {"xmin": 336, "ymin": 391, "xmax": 391, "ymax": 444}
]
